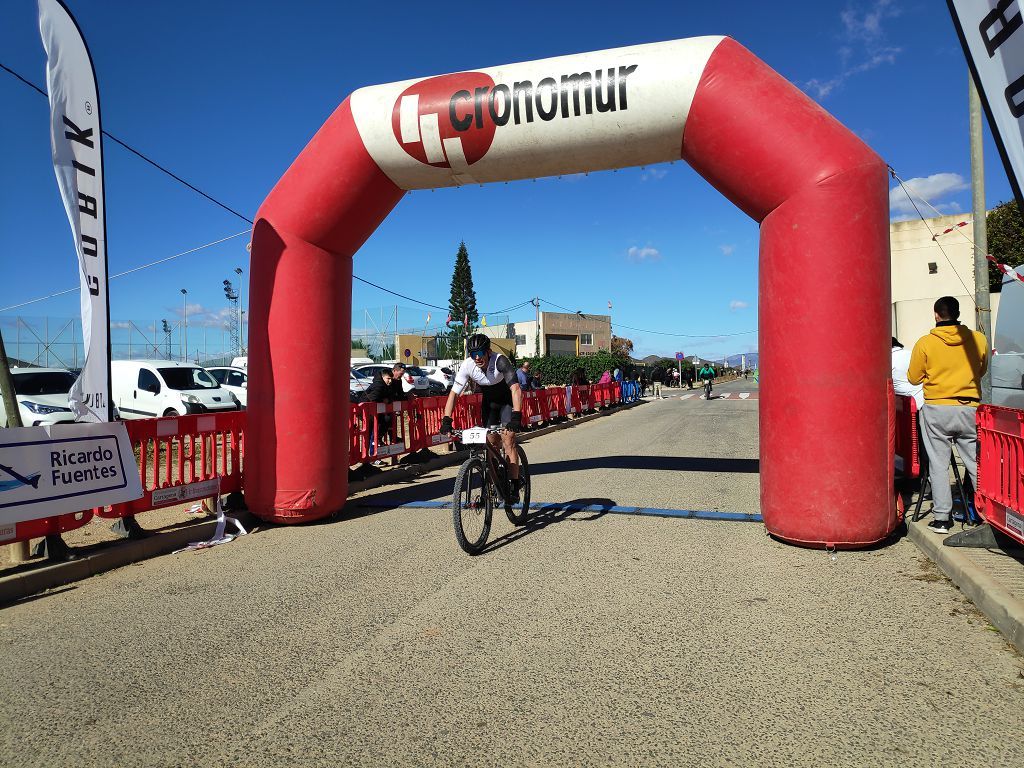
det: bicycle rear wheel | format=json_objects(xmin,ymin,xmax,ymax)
[
  {"xmin": 505, "ymin": 445, "xmax": 531, "ymax": 526},
  {"xmin": 452, "ymin": 457, "xmax": 492, "ymax": 555}
]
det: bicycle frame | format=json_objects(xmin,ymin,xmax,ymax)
[{"xmin": 457, "ymin": 427, "xmax": 514, "ymax": 497}]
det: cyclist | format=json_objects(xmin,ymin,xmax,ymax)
[
  {"xmin": 439, "ymin": 334, "xmax": 524, "ymax": 497},
  {"xmin": 698, "ymin": 362, "xmax": 717, "ymax": 398}
]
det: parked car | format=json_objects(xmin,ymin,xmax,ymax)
[
  {"xmin": 206, "ymin": 366, "xmax": 247, "ymax": 408},
  {"xmin": 350, "ymin": 369, "xmax": 371, "ymax": 403},
  {"xmin": 111, "ymin": 360, "xmax": 241, "ymax": 419},
  {"xmin": 421, "ymin": 365, "xmax": 455, "ymax": 392},
  {"xmin": 0, "ymin": 367, "xmax": 76, "ymax": 427},
  {"xmin": 355, "ymin": 364, "xmax": 430, "ymax": 396},
  {"xmin": 994, "ymin": 267, "xmax": 1024, "ymax": 409}
]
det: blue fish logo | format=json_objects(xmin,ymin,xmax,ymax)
[{"xmin": 0, "ymin": 463, "xmax": 41, "ymax": 493}]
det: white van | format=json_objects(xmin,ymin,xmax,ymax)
[
  {"xmin": 230, "ymin": 356, "xmax": 247, "ymax": 370},
  {"xmin": 112, "ymin": 360, "xmax": 241, "ymax": 419},
  {"xmin": 993, "ymin": 270, "xmax": 1024, "ymax": 409}
]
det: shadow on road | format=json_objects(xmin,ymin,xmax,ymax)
[
  {"xmin": 529, "ymin": 455, "xmax": 759, "ymax": 475},
  {"xmin": 479, "ymin": 497, "xmax": 618, "ymax": 555}
]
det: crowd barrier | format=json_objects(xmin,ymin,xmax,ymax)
[
  {"xmin": 4, "ymin": 384, "xmax": 626, "ymax": 546},
  {"xmin": 4, "ymin": 412, "xmax": 247, "ymax": 547},
  {"xmin": 893, "ymin": 394, "xmax": 921, "ymax": 480},
  {"xmin": 976, "ymin": 404, "xmax": 1024, "ymax": 546}
]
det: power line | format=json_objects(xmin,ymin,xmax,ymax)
[
  {"xmin": 538, "ymin": 297, "xmax": 756, "ymax": 338},
  {"xmin": 4, "ymin": 62, "xmax": 758, "ymax": 342},
  {"xmin": 2, "ymin": 62, "xmax": 255, "ymax": 226},
  {"xmin": 888, "ymin": 167, "xmax": 976, "ymax": 306},
  {"xmin": 0, "ymin": 231, "xmax": 251, "ymax": 312}
]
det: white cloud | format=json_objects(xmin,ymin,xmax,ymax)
[
  {"xmin": 627, "ymin": 245, "xmax": 661, "ymax": 263},
  {"xmin": 805, "ymin": 1, "xmax": 901, "ymax": 99},
  {"xmin": 719, "ymin": 244, "xmax": 736, "ymax": 257},
  {"xmin": 173, "ymin": 303, "xmax": 238, "ymax": 328},
  {"xmin": 109, "ymin": 321, "xmax": 131, "ymax": 330},
  {"xmin": 640, "ymin": 167, "xmax": 668, "ymax": 181},
  {"xmin": 889, "ymin": 172, "xmax": 969, "ymax": 217},
  {"xmin": 729, "ymin": 300, "xmax": 749, "ymax": 311}
]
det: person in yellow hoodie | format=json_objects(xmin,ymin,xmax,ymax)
[{"xmin": 908, "ymin": 296, "xmax": 988, "ymax": 534}]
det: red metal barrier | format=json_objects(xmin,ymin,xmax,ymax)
[
  {"xmin": 5, "ymin": 510, "xmax": 94, "ymax": 548},
  {"xmin": 541, "ymin": 387, "xmax": 567, "ymax": 421},
  {"xmin": 522, "ymin": 390, "xmax": 544, "ymax": 426},
  {"xmin": 96, "ymin": 411, "xmax": 245, "ymax": 519},
  {"xmin": 349, "ymin": 400, "xmax": 415, "ymax": 465},
  {"xmin": 412, "ymin": 395, "xmax": 455, "ymax": 451},
  {"xmin": 567, "ymin": 385, "xmax": 592, "ymax": 415},
  {"xmin": 976, "ymin": 404, "xmax": 1024, "ymax": 546},
  {"xmin": 893, "ymin": 394, "xmax": 921, "ymax": 480}
]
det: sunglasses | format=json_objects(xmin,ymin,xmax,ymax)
[{"xmin": 469, "ymin": 348, "xmax": 488, "ymax": 360}]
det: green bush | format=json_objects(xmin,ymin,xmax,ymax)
[{"xmin": 517, "ymin": 350, "xmax": 631, "ymax": 385}]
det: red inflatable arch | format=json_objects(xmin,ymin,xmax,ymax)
[{"xmin": 248, "ymin": 37, "xmax": 896, "ymax": 548}]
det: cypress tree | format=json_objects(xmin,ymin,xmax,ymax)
[{"xmin": 448, "ymin": 241, "xmax": 479, "ymax": 326}]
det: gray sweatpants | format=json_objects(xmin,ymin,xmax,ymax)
[{"xmin": 920, "ymin": 404, "xmax": 979, "ymax": 521}]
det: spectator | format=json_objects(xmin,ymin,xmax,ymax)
[
  {"xmin": 908, "ymin": 296, "xmax": 989, "ymax": 534},
  {"xmin": 570, "ymin": 367, "xmax": 589, "ymax": 386},
  {"xmin": 613, "ymin": 368, "xmax": 623, "ymax": 383},
  {"xmin": 517, "ymin": 360, "xmax": 534, "ymax": 391},
  {"xmin": 685, "ymin": 367, "xmax": 695, "ymax": 389},
  {"xmin": 638, "ymin": 370, "xmax": 648, "ymax": 397},
  {"xmin": 891, "ymin": 336, "xmax": 923, "ymax": 409},
  {"xmin": 366, "ymin": 363, "xmax": 407, "ymax": 462},
  {"xmin": 651, "ymin": 367, "xmax": 666, "ymax": 399},
  {"xmin": 671, "ymin": 369, "xmax": 680, "ymax": 388},
  {"xmin": 531, "ymin": 370, "xmax": 543, "ymax": 390}
]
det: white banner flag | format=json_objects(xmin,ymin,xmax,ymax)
[
  {"xmin": 948, "ymin": 0, "xmax": 1024, "ymax": 208},
  {"xmin": 38, "ymin": 0, "xmax": 111, "ymax": 422}
]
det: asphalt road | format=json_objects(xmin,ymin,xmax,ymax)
[{"xmin": 2, "ymin": 376, "xmax": 1022, "ymax": 767}]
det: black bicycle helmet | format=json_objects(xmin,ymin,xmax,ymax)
[{"xmin": 467, "ymin": 333, "xmax": 491, "ymax": 353}]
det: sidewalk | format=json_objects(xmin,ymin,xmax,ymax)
[{"xmin": 907, "ymin": 517, "xmax": 1024, "ymax": 652}]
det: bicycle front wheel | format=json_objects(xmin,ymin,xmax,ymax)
[
  {"xmin": 505, "ymin": 445, "xmax": 531, "ymax": 526},
  {"xmin": 452, "ymin": 457, "xmax": 492, "ymax": 555}
]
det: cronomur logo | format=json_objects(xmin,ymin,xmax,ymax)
[
  {"xmin": 392, "ymin": 65, "xmax": 640, "ymax": 168},
  {"xmin": 392, "ymin": 73, "xmax": 497, "ymax": 169}
]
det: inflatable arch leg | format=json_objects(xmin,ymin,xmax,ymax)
[{"xmin": 248, "ymin": 37, "xmax": 896, "ymax": 548}]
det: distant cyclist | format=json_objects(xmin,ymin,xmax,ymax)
[
  {"xmin": 439, "ymin": 334, "xmax": 524, "ymax": 497},
  {"xmin": 698, "ymin": 363, "xmax": 717, "ymax": 398}
]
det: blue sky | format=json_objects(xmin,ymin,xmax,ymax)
[{"xmin": 0, "ymin": 0, "xmax": 1014, "ymax": 362}]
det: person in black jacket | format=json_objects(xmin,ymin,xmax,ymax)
[
  {"xmin": 366, "ymin": 364, "xmax": 407, "ymax": 450},
  {"xmin": 651, "ymin": 367, "xmax": 666, "ymax": 399}
]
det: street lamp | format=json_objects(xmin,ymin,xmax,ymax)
[
  {"xmin": 235, "ymin": 267, "xmax": 244, "ymax": 354},
  {"xmin": 180, "ymin": 289, "xmax": 188, "ymax": 361}
]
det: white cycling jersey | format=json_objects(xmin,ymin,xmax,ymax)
[{"xmin": 453, "ymin": 353, "xmax": 517, "ymax": 395}]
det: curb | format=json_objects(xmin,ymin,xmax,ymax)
[
  {"xmin": 1, "ymin": 400, "xmax": 644, "ymax": 605},
  {"xmin": 0, "ymin": 513, "xmax": 256, "ymax": 607},
  {"xmin": 907, "ymin": 519, "xmax": 1024, "ymax": 652},
  {"xmin": 347, "ymin": 399, "xmax": 646, "ymax": 496}
]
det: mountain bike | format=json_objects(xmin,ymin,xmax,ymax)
[
  {"xmin": 702, "ymin": 377, "xmax": 713, "ymax": 400},
  {"xmin": 450, "ymin": 426, "xmax": 531, "ymax": 555}
]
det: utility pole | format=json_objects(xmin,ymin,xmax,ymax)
[
  {"xmin": 969, "ymin": 75, "xmax": 992, "ymax": 403},
  {"xmin": 531, "ymin": 297, "xmax": 540, "ymax": 357},
  {"xmin": 235, "ymin": 267, "xmax": 245, "ymax": 354},
  {"xmin": 180, "ymin": 288, "xmax": 188, "ymax": 362}
]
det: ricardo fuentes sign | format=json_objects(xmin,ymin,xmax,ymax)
[{"xmin": 0, "ymin": 422, "xmax": 142, "ymax": 531}]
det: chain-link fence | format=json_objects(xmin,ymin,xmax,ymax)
[{"xmin": 0, "ymin": 315, "xmax": 245, "ymax": 369}]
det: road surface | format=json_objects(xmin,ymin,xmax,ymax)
[{"xmin": 2, "ymin": 376, "xmax": 1022, "ymax": 767}]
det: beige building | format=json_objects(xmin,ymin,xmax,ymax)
[
  {"xmin": 891, "ymin": 213, "xmax": 999, "ymax": 346},
  {"xmin": 480, "ymin": 311, "xmax": 612, "ymax": 358}
]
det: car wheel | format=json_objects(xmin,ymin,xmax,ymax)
[{"xmin": 163, "ymin": 408, "xmax": 181, "ymax": 418}]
